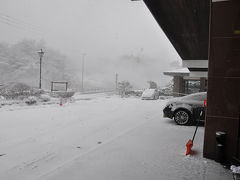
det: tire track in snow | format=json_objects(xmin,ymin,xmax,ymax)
[{"xmin": 37, "ymin": 113, "xmax": 161, "ymax": 180}]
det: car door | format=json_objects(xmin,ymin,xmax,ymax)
[{"xmin": 189, "ymin": 93, "xmax": 206, "ymax": 120}]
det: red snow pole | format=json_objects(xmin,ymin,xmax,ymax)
[
  {"xmin": 185, "ymin": 99, "xmax": 207, "ymax": 155},
  {"xmin": 186, "ymin": 140, "xmax": 193, "ymax": 155},
  {"xmin": 186, "ymin": 121, "xmax": 199, "ymax": 155},
  {"xmin": 60, "ymin": 98, "xmax": 63, "ymax": 106},
  {"xmin": 203, "ymin": 99, "xmax": 207, "ymax": 107}
]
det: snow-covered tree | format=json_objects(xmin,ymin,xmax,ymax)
[
  {"xmin": 118, "ymin": 81, "xmax": 132, "ymax": 97},
  {"xmin": 148, "ymin": 81, "xmax": 158, "ymax": 89},
  {"xmin": 0, "ymin": 39, "xmax": 76, "ymax": 89}
]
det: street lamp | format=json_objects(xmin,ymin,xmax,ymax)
[{"xmin": 37, "ymin": 49, "xmax": 44, "ymax": 89}]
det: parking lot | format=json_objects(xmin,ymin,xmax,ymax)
[{"xmin": 0, "ymin": 93, "xmax": 231, "ymax": 180}]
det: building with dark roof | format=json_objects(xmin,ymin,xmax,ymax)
[{"xmin": 137, "ymin": 0, "xmax": 240, "ymax": 163}]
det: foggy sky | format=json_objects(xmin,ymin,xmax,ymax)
[{"xmin": 0, "ymin": 0, "xmax": 181, "ymax": 88}]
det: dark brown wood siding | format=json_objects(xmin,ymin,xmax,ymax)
[
  {"xmin": 143, "ymin": 0, "xmax": 209, "ymax": 60},
  {"xmin": 203, "ymin": 1, "xmax": 240, "ymax": 162}
]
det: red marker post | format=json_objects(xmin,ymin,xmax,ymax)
[
  {"xmin": 60, "ymin": 98, "xmax": 63, "ymax": 106},
  {"xmin": 203, "ymin": 99, "xmax": 207, "ymax": 107}
]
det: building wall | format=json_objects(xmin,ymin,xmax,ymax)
[
  {"xmin": 203, "ymin": 1, "xmax": 240, "ymax": 162},
  {"xmin": 173, "ymin": 76, "xmax": 207, "ymax": 96}
]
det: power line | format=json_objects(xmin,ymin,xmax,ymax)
[
  {"xmin": 0, "ymin": 17, "xmax": 42, "ymax": 33},
  {"xmin": 0, "ymin": 15, "xmax": 40, "ymax": 31},
  {"xmin": 0, "ymin": 12, "xmax": 43, "ymax": 35},
  {"xmin": 0, "ymin": 19, "xmax": 43, "ymax": 35},
  {"xmin": 0, "ymin": 12, "xmax": 41, "ymax": 30},
  {"xmin": 0, "ymin": 19, "xmax": 43, "ymax": 34}
]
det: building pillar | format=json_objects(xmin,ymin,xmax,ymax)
[
  {"xmin": 200, "ymin": 77, "xmax": 207, "ymax": 92},
  {"xmin": 203, "ymin": 1, "xmax": 240, "ymax": 163},
  {"xmin": 173, "ymin": 76, "xmax": 184, "ymax": 96}
]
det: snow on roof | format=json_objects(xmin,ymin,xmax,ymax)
[{"xmin": 163, "ymin": 68, "xmax": 190, "ymax": 77}]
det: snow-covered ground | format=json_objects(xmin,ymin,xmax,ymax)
[{"xmin": 0, "ymin": 93, "xmax": 231, "ymax": 180}]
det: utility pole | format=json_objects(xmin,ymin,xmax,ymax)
[
  {"xmin": 37, "ymin": 49, "xmax": 44, "ymax": 89},
  {"xmin": 115, "ymin": 73, "xmax": 118, "ymax": 92},
  {"xmin": 81, "ymin": 53, "xmax": 86, "ymax": 91}
]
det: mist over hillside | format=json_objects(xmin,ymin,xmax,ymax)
[
  {"xmin": 0, "ymin": 39, "xmax": 78, "ymax": 90},
  {"xmin": 0, "ymin": 39, "xmax": 175, "ymax": 90},
  {"xmin": 82, "ymin": 53, "xmax": 175, "ymax": 89}
]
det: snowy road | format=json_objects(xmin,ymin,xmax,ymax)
[{"xmin": 0, "ymin": 94, "xmax": 231, "ymax": 180}]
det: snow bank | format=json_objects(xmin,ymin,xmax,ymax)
[
  {"xmin": 0, "ymin": 83, "xmax": 76, "ymax": 108},
  {"xmin": 50, "ymin": 91, "xmax": 75, "ymax": 98},
  {"xmin": 0, "ymin": 82, "xmax": 42, "ymax": 99},
  {"xmin": 24, "ymin": 96, "xmax": 37, "ymax": 105},
  {"xmin": 231, "ymin": 165, "xmax": 240, "ymax": 174}
]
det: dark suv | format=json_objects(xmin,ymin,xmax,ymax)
[{"xmin": 163, "ymin": 92, "xmax": 206, "ymax": 125}]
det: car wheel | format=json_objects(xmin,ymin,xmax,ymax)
[{"xmin": 174, "ymin": 110, "xmax": 191, "ymax": 125}]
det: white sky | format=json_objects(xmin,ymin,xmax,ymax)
[{"xmin": 0, "ymin": 0, "xmax": 181, "ymax": 88}]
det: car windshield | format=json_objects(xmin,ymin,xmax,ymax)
[{"xmin": 143, "ymin": 89, "xmax": 155, "ymax": 94}]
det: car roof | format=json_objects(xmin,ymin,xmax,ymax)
[
  {"xmin": 182, "ymin": 92, "xmax": 206, "ymax": 99},
  {"xmin": 143, "ymin": 89, "xmax": 156, "ymax": 92}
]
